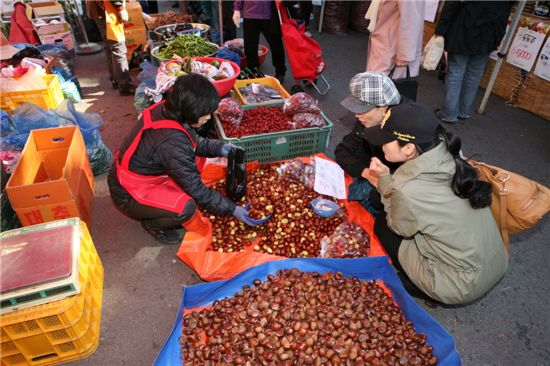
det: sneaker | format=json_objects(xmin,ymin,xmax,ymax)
[
  {"xmin": 141, "ymin": 221, "xmax": 185, "ymax": 245},
  {"xmin": 457, "ymin": 115, "xmax": 472, "ymax": 120},
  {"xmin": 110, "ymin": 79, "xmax": 119, "ymax": 90},
  {"xmin": 275, "ymin": 73, "xmax": 285, "ymax": 84},
  {"xmin": 434, "ymin": 109, "xmax": 457, "ymax": 124}
]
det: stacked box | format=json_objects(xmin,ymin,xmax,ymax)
[
  {"xmin": 0, "ymin": 219, "xmax": 104, "ymax": 366},
  {"xmin": 124, "ymin": 2, "xmax": 147, "ymax": 61}
]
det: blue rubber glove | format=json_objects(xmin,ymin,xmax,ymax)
[
  {"xmin": 232, "ymin": 205, "xmax": 257, "ymax": 226},
  {"xmin": 221, "ymin": 144, "xmax": 236, "ymax": 158}
]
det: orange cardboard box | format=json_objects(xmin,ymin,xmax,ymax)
[
  {"xmin": 6, "ymin": 126, "xmax": 95, "ymax": 227},
  {"xmin": 124, "ymin": 1, "xmax": 146, "ymax": 31},
  {"xmin": 124, "ymin": 26, "xmax": 147, "ymax": 60}
]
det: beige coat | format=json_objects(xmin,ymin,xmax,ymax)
[
  {"xmin": 366, "ymin": 0, "xmax": 425, "ymax": 78},
  {"xmin": 378, "ymin": 142, "xmax": 509, "ymax": 304}
]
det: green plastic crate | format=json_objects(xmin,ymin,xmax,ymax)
[{"xmin": 214, "ymin": 101, "xmax": 333, "ymax": 163}]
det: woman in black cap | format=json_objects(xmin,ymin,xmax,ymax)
[{"xmin": 365, "ymin": 102, "xmax": 508, "ymax": 305}]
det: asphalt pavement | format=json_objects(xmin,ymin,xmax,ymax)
[{"xmin": 69, "ymin": 28, "xmax": 550, "ymax": 366}]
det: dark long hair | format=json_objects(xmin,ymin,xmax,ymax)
[
  {"xmin": 163, "ymin": 73, "xmax": 220, "ymax": 125},
  {"xmin": 401, "ymin": 131, "xmax": 492, "ymax": 209}
]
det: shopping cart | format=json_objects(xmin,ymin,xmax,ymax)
[{"xmin": 275, "ymin": 0, "xmax": 330, "ymax": 95}]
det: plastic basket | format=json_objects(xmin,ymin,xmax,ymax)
[
  {"xmin": 214, "ymin": 101, "xmax": 333, "ymax": 163},
  {"xmin": 233, "ymin": 77, "xmax": 291, "ymax": 105},
  {"xmin": 0, "ymin": 75, "xmax": 65, "ymax": 114},
  {"xmin": 0, "ymin": 221, "xmax": 103, "ymax": 366}
]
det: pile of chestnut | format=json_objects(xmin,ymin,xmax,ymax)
[
  {"xmin": 181, "ymin": 269, "xmax": 438, "ymax": 365},
  {"xmin": 208, "ymin": 165, "xmax": 345, "ymax": 257}
]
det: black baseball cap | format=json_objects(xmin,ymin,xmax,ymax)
[{"xmin": 363, "ymin": 102, "xmax": 443, "ymax": 146}]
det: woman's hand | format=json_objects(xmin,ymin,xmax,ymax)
[
  {"xmin": 368, "ymin": 158, "xmax": 390, "ymax": 188},
  {"xmin": 220, "ymin": 143, "xmax": 237, "ymax": 158},
  {"xmin": 232, "ymin": 11, "xmax": 241, "ymax": 28},
  {"xmin": 361, "ymin": 167, "xmax": 379, "ymax": 188}
]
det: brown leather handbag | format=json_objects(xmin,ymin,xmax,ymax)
[{"xmin": 469, "ymin": 160, "xmax": 550, "ymax": 251}]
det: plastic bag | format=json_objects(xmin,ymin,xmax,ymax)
[
  {"xmin": 292, "ymin": 112, "xmax": 325, "ymax": 128},
  {"xmin": 137, "ymin": 60, "xmax": 157, "ymax": 87},
  {"xmin": 55, "ymin": 100, "xmax": 112, "ymax": 176},
  {"xmin": 276, "ymin": 159, "xmax": 316, "ymax": 189},
  {"xmin": 320, "ymin": 221, "xmax": 370, "ymax": 258},
  {"xmin": 422, "ymin": 35, "xmax": 445, "ymax": 71},
  {"xmin": 0, "ymin": 150, "xmax": 21, "ymax": 174},
  {"xmin": 217, "ymin": 98, "xmax": 243, "ymax": 125},
  {"xmin": 283, "ymin": 92, "xmax": 321, "ymax": 115},
  {"xmin": 0, "ymin": 111, "xmax": 16, "ymax": 137},
  {"xmin": 215, "ymin": 48, "xmax": 241, "ymax": 65}
]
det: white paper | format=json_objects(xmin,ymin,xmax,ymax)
[
  {"xmin": 534, "ymin": 36, "xmax": 550, "ymax": 82},
  {"xmin": 313, "ymin": 157, "xmax": 347, "ymax": 200},
  {"xmin": 507, "ymin": 19, "xmax": 550, "ymax": 71},
  {"xmin": 424, "ymin": 0, "xmax": 439, "ymax": 23}
]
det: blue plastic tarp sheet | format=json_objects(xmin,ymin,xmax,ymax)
[{"xmin": 153, "ymin": 257, "xmax": 462, "ymax": 366}]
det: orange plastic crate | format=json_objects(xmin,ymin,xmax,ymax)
[{"xmin": 0, "ymin": 75, "xmax": 64, "ymax": 114}]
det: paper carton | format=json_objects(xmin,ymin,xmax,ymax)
[
  {"xmin": 39, "ymin": 31, "xmax": 75, "ymax": 55},
  {"xmin": 124, "ymin": 1, "xmax": 146, "ymax": 30},
  {"xmin": 27, "ymin": 1, "xmax": 64, "ymax": 18},
  {"xmin": 124, "ymin": 26, "xmax": 147, "ymax": 60},
  {"xmin": 6, "ymin": 126, "xmax": 95, "ymax": 227},
  {"xmin": 33, "ymin": 16, "xmax": 70, "ymax": 35}
]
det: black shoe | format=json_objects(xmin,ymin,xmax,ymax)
[
  {"xmin": 141, "ymin": 221, "xmax": 185, "ymax": 245},
  {"xmin": 275, "ymin": 73, "xmax": 285, "ymax": 84},
  {"xmin": 110, "ymin": 79, "xmax": 119, "ymax": 90},
  {"xmin": 119, "ymin": 84, "xmax": 136, "ymax": 96}
]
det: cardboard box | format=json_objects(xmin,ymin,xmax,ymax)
[
  {"xmin": 124, "ymin": 1, "xmax": 145, "ymax": 31},
  {"xmin": 27, "ymin": 1, "xmax": 64, "ymax": 18},
  {"xmin": 33, "ymin": 16, "xmax": 70, "ymax": 35},
  {"xmin": 39, "ymin": 30, "xmax": 75, "ymax": 55},
  {"xmin": 125, "ymin": 26, "xmax": 147, "ymax": 60},
  {"xmin": 6, "ymin": 126, "xmax": 95, "ymax": 227}
]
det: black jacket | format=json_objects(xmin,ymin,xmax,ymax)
[
  {"xmin": 334, "ymin": 122, "xmax": 400, "ymax": 179},
  {"xmin": 436, "ymin": 1, "xmax": 513, "ymax": 55},
  {"xmin": 108, "ymin": 104, "xmax": 236, "ymax": 216}
]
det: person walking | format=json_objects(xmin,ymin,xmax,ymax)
[
  {"xmin": 365, "ymin": 102, "xmax": 508, "ymax": 304},
  {"xmin": 434, "ymin": 1, "xmax": 513, "ymax": 123},
  {"xmin": 87, "ymin": 0, "xmax": 135, "ymax": 96},
  {"xmin": 233, "ymin": 0, "xmax": 287, "ymax": 83},
  {"xmin": 365, "ymin": 0, "xmax": 425, "ymax": 79}
]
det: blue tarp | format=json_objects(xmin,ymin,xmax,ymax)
[{"xmin": 153, "ymin": 257, "xmax": 462, "ymax": 366}]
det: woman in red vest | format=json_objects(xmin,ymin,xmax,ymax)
[{"xmin": 108, "ymin": 74, "xmax": 256, "ymax": 244}]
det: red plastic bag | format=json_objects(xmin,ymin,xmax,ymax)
[
  {"xmin": 320, "ymin": 221, "xmax": 370, "ymax": 258},
  {"xmin": 292, "ymin": 112, "xmax": 325, "ymax": 128},
  {"xmin": 283, "ymin": 92, "xmax": 320, "ymax": 115},
  {"xmin": 177, "ymin": 154, "xmax": 386, "ymax": 281},
  {"xmin": 217, "ymin": 97, "xmax": 243, "ymax": 125}
]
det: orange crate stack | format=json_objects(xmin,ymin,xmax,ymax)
[{"xmin": 0, "ymin": 220, "xmax": 103, "ymax": 366}]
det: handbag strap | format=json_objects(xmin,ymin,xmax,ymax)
[
  {"xmin": 496, "ymin": 171, "xmax": 511, "ymax": 253},
  {"xmin": 388, "ymin": 65, "xmax": 411, "ymax": 79}
]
